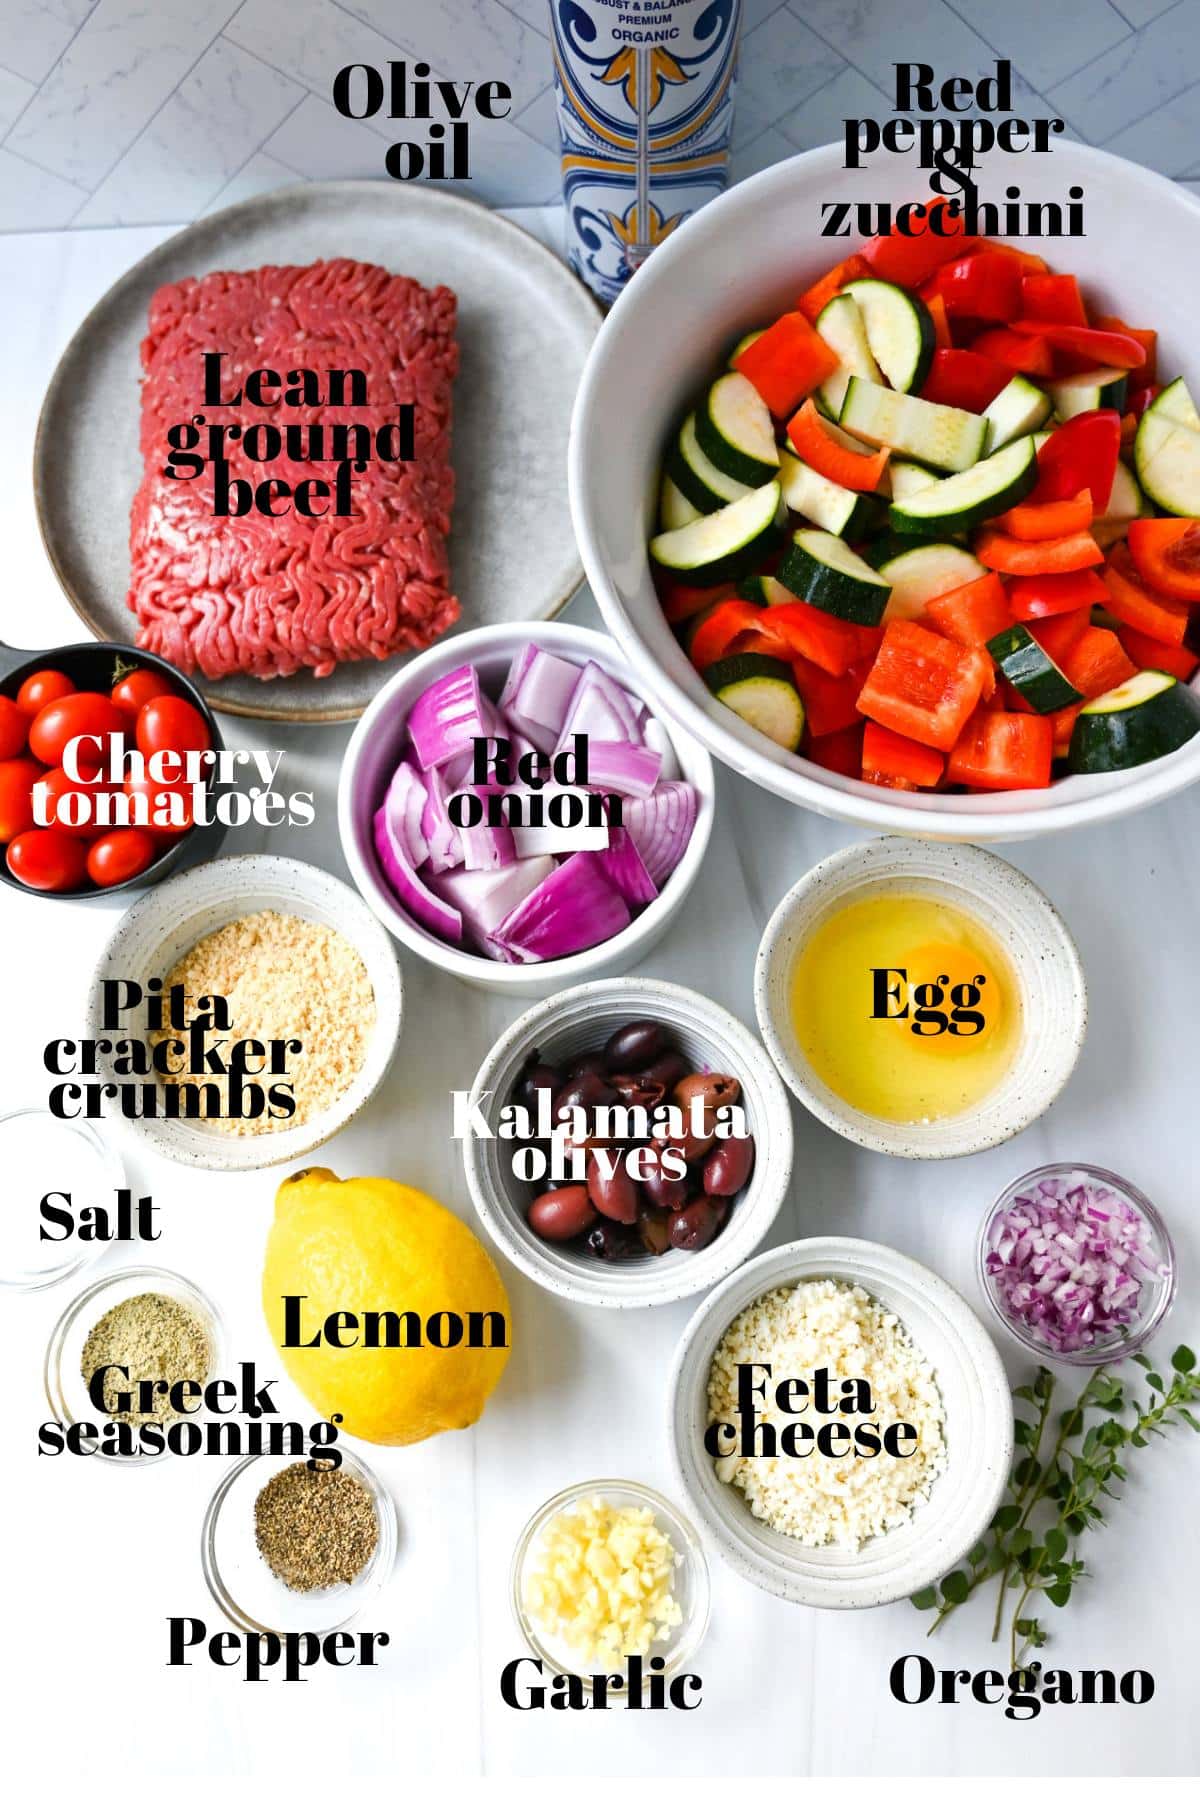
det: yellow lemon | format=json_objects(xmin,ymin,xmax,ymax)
[{"xmin": 262, "ymin": 1167, "xmax": 512, "ymax": 1445}]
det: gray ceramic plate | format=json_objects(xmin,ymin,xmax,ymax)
[{"xmin": 34, "ymin": 181, "xmax": 599, "ymax": 723}]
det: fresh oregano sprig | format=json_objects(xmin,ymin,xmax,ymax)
[{"xmin": 910, "ymin": 1345, "xmax": 1200, "ymax": 1667}]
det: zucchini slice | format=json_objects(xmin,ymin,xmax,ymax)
[
  {"xmin": 815, "ymin": 293, "xmax": 882, "ymax": 418},
  {"xmin": 987, "ymin": 624, "xmax": 1082, "ymax": 714},
  {"xmin": 842, "ymin": 277, "xmax": 935, "ymax": 394},
  {"xmin": 659, "ymin": 473, "xmax": 701, "ymax": 531},
  {"xmin": 888, "ymin": 460, "xmax": 941, "ymax": 503},
  {"xmin": 778, "ymin": 448, "xmax": 883, "ymax": 539},
  {"xmin": 666, "ymin": 412, "xmax": 754, "ymax": 514},
  {"xmin": 983, "ymin": 376, "xmax": 1052, "ymax": 453},
  {"xmin": 728, "ymin": 327, "xmax": 766, "ymax": 369},
  {"xmin": 889, "ymin": 435, "xmax": 1038, "ymax": 536},
  {"xmin": 650, "ymin": 481, "xmax": 782, "ymax": 586},
  {"xmin": 841, "ymin": 377, "xmax": 987, "ymax": 473},
  {"xmin": 704, "ymin": 652, "xmax": 805, "ymax": 750},
  {"xmin": 1068, "ymin": 669, "xmax": 1200, "ymax": 773},
  {"xmin": 1135, "ymin": 382, "xmax": 1200, "ymax": 517},
  {"xmin": 694, "ymin": 371, "xmax": 780, "ymax": 485},
  {"xmin": 1092, "ymin": 459, "xmax": 1150, "ymax": 547},
  {"xmin": 867, "ymin": 539, "xmax": 986, "ymax": 622},
  {"xmin": 1155, "ymin": 375, "xmax": 1200, "ymax": 431},
  {"xmin": 1048, "ymin": 367, "xmax": 1129, "ymax": 420},
  {"xmin": 774, "ymin": 528, "xmax": 892, "ymax": 625}
]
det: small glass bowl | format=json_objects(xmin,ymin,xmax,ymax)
[
  {"xmin": 0, "ymin": 1109, "xmax": 126, "ymax": 1293},
  {"xmin": 511, "ymin": 1479, "xmax": 710, "ymax": 1693},
  {"xmin": 201, "ymin": 1448, "xmax": 398, "ymax": 1637},
  {"xmin": 978, "ymin": 1162, "xmax": 1176, "ymax": 1367},
  {"xmin": 43, "ymin": 1265, "xmax": 225, "ymax": 1466}
]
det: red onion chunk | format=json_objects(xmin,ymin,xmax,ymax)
[
  {"xmin": 595, "ymin": 825, "xmax": 657, "ymax": 907},
  {"xmin": 420, "ymin": 765, "xmax": 463, "ymax": 875},
  {"xmin": 498, "ymin": 645, "xmax": 582, "ymax": 755},
  {"xmin": 433, "ymin": 854, "xmax": 556, "ymax": 953},
  {"xmin": 489, "ymin": 853, "xmax": 631, "ymax": 963},
  {"xmin": 985, "ymin": 1171, "xmax": 1167, "ymax": 1355},
  {"xmin": 373, "ymin": 805, "xmax": 463, "ymax": 943},
  {"xmin": 585, "ymin": 739, "xmax": 662, "ymax": 798},
  {"xmin": 452, "ymin": 785, "xmax": 517, "ymax": 872},
  {"xmin": 623, "ymin": 781, "xmax": 698, "ymax": 887},
  {"xmin": 408, "ymin": 664, "xmax": 493, "ymax": 770},
  {"xmin": 555, "ymin": 660, "xmax": 642, "ymax": 752},
  {"xmin": 384, "ymin": 760, "xmax": 429, "ymax": 869}
]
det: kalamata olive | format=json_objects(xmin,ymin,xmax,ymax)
[
  {"xmin": 554, "ymin": 1070, "xmax": 620, "ymax": 1124},
  {"xmin": 636, "ymin": 1205, "xmax": 672, "ymax": 1256},
  {"xmin": 586, "ymin": 1219, "xmax": 640, "ymax": 1261},
  {"xmin": 516, "ymin": 1061, "xmax": 564, "ymax": 1120},
  {"xmin": 672, "ymin": 1072, "xmax": 741, "ymax": 1135},
  {"xmin": 640, "ymin": 1145, "xmax": 693, "ymax": 1210},
  {"xmin": 668, "ymin": 1196, "xmax": 728, "ymax": 1252},
  {"xmin": 603, "ymin": 1019, "xmax": 669, "ymax": 1073},
  {"xmin": 567, "ymin": 1051, "xmax": 608, "ymax": 1081},
  {"xmin": 652, "ymin": 1119, "xmax": 714, "ymax": 1163},
  {"xmin": 587, "ymin": 1153, "xmax": 640, "ymax": 1225},
  {"xmin": 638, "ymin": 1050, "xmax": 689, "ymax": 1093},
  {"xmin": 608, "ymin": 1071, "xmax": 666, "ymax": 1109},
  {"xmin": 702, "ymin": 1134, "xmax": 756, "ymax": 1197},
  {"xmin": 528, "ymin": 1185, "xmax": 596, "ymax": 1242}
]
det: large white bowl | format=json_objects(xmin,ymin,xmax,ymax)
[
  {"xmin": 668, "ymin": 1238, "xmax": 1013, "ymax": 1607},
  {"xmin": 570, "ymin": 141, "xmax": 1200, "ymax": 842},
  {"xmin": 337, "ymin": 622, "xmax": 713, "ymax": 996}
]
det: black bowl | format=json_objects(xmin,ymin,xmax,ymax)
[{"xmin": 0, "ymin": 638, "xmax": 227, "ymax": 900}]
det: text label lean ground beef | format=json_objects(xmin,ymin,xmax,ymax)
[{"xmin": 128, "ymin": 258, "xmax": 460, "ymax": 681}]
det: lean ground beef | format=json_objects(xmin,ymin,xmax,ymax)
[{"xmin": 128, "ymin": 258, "xmax": 460, "ymax": 681}]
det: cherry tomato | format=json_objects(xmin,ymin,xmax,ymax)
[
  {"xmin": 0, "ymin": 757, "xmax": 40, "ymax": 843},
  {"xmin": 86, "ymin": 827, "xmax": 157, "ymax": 888},
  {"xmin": 136, "ymin": 695, "xmax": 211, "ymax": 760},
  {"xmin": 16, "ymin": 668, "xmax": 74, "ymax": 716},
  {"xmin": 123, "ymin": 770, "xmax": 194, "ymax": 835},
  {"xmin": 29, "ymin": 693, "xmax": 126, "ymax": 771},
  {"xmin": 6, "ymin": 829, "xmax": 88, "ymax": 892},
  {"xmin": 0, "ymin": 696, "xmax": 28, "ymax": 759},
  {"xmin": 30, "ymin": 765, "xmax": 118, "ymax": 839},
  {"xmin": 111, "ymin": 668, "xmax": 176, "ymax": 716}
]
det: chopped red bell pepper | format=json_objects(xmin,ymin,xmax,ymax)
[
  {"xmin": 687, "ymin": 599, "xmax": 779, "ymax": 672},
  {"xmin": 1059, "ymin": 626, "xmax": 1138, "ymax": 699},
  {"xmin": 1118, "ymin": 626, "xmax": 1200, "ymax": 683},
  {"xmin": 1102, "ymin": 546, "xmax": 1190, "ymax": 646},
  {"xmin": 861, "ymin": 720, "xmax": 945, "ymax": 789},
  {"xmin": 948, "ymin": 711, "xmax": 1053, "ymax": 790},
  {"xmin": 1008, "ymin": 319, "xmax": 1147, "ymax": 371},
  {"xmin": 734, "ymin": 311, "xmax": 839, "ymax": 417},
  {"xmin": 1007, "ymin": 568, "xmax": 1109, "ymax": 620},
  {"xmin": 1031, "ymin": 410, "xmax": 1121, "ymax": 510},
  {"xmin": 1094, "ymin": 315, "xmax": 1157, "ymax": 389},
  {"xmin": 804, "ymin": 721, "xmax": 864, "ymax": 776},
  {"xmin": 926, "ymin": 292, "xmax": 952, "ymax": 350},
  {"xmin": 767, "ymin": 598, "xmax": 875, "ymax": 677},
  {"xmin": 862, "ymin": 197, "xmax": 978, "ymax": 288},
  {"xmin": 786, "ymin": 399, "xmax": 889, "ymax": 492},
  {"xmin": 979, "ymin": 243, "xmax": 1050, "ymax": 274},
  {"xmin": 1048, "ymin": 703, "xmax": 1083, "ymax": 756},
  {"xmin": 1126, "ymin": 518, "xmax": 1200, "ymax": 602},
  {"xmin": 970, "ymin": 327, "xmax": 1054, "ymax": 375},
  {"xmin": 919, "ymin": 348, "xmax": 1011, "ymax": 412},
  {"xmin": 661, "ymin": 578, "xmax": 734, "ymax": 625},
  {"xmin": 923, "ymin": 572, "xmax": 1011, "ymax": 646},
  {"xmin": 791, "ymin": 654, "xmax": 873, "ymax": 735},
  {"xmin": 929, "ymin": 251, "xmax": 1022, "ymax": 322},
  {"xmin": 1020, "ymin": 273, "xmax": 1087, "ymax": 327},
  {"xmin": 1028, "ymin": 608, "xmax": 1090, "ymax": 662},
  {"xmin": 856, "ymin": 620, "xmax": 989, "ymax": 752},
  {"xmin": 996, "ymin": 489, "xmax": 1093, "ymax": 542},
  {"xmin": 975, "ymin": 527, "xmax": 1103, "ymax": 576},
  {"xmin": 797, "ymin": 254, "xmax": 871, "ymax": 325}
]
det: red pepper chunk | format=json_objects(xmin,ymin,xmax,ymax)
[
  {"xmin": 996, "ymin": 489, "xmax": 1092, "ymax": 542},
  {"xmin": 930, "ymin": 251, "xmax": 1022, "ymax": 322},
  {"xmin": 857, "ymin": 620, "xmax": 989, "ymax": 752},
  {"xmin": 797, "ymin": 254, "xmax": 871, "ymax": 325},
  {"xmin": 1118, "ymin": 627, "xmax": 1200, "ymax": 684},
  {"xmin": 861, "ymin": 720, "xmax": 944, "ymax": 789},
  {"xmin": 862, "ymin": 197, "xmax": 979, "ymax": 288},
  {"xmin": 923, "ymin": 573, "xmax": 1011, "ymax": 647},
  {"xmin": 975, "ymin": 527, "xmax": 1103, "ymax": 576},
  {"xmin": 1059, "ymin": 627, "xmax": 1138, "ymax": 700},
  {"xmin": 1032, "ymin": 411, "xmax": 1122, "ymax": 510},
  {"xmin": 1028, "ymin": 609, "xmax": 1090, "ymax": 663},
  {"xmin": 1095, "ymin": 316, "xmax": 1157, "ymax": 390},
  {"xmin": 920, "ymin": 348, "xmax": 1011, "ymax": 412},
  {"xmin": 948, "ymin": 712, "xmax": 1053, "ymax": 790},
  {"xmin": 1008, "ymin": 569, "xmax": 1109, "ymax": 620},
  {"xmin": 734, "ymin": 311, "xmax": 839, "ymax": 417},
  {"xmin": 1009, "ymin": 320, "xmax": 1147, "ymax": 371},
  {"xmin": 1102, "ymin": 546, "xmax": 1191, "ymax": 646},
  {"xmin": 787, "ymin": 399, "xmax": 889, "ymax": 492},
  {"xmin": 768, "ymin": 599, "xmax": 876, "ymax": 677},
  {"xmin": 687, "ymin": 600, "xmax": 778, "ymax": 672},
  {"xmin": 1020, "ymin": 274, "xmax": 1087, "ymax": 327},
  {"xmin": 1126, "ymin": 518, "xmax": 1200, "ymax": 601},
  {"xmin": 805, "ymin": 721, "xmax": 864, "ymax": 777},
  {"xmin": 971, "ymin": 328, "xmax": 1054, "ymax": 376},
  {"xmin": 791, "ymin": 655, "xmax": 873, "ymax": 736}
]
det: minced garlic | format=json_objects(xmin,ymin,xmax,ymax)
[{"xmin": 524, "ymin": 1495, "xmax": 683, "ymax": 1671}]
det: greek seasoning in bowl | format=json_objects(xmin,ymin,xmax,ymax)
[{"xmin": 979, "ymin": 1163, "xmax": 1176, "ymax": 1364}]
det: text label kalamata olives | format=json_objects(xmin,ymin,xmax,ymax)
[
  {"xmin": 603, "ymin": 1019, "xmax": 667, "ymax": 1073},
  {"xmin": 528, "ymin": 1185, "xmax": 596, "ymax": 1242}
]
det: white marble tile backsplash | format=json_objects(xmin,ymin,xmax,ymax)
[{"xmin": 0, "ymin": 0, "xmax": 1194, "ymax": 229}]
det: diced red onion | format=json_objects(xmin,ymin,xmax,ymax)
[
  {"xmin": 450, "ymin": 785, "xmax": 517, "ymax": 872},
  {"xmin": 384, "ymin": 761, "xmax": 429, "ymax": 869},
  {"xmin": 373, "ymin": 805, "xmax": 463, "ymax": 943},
  {"xmin": 555, "ymin": 660, "xmax": 642, "ymax": 752},
  {"xmin": 623, "ymin": 781, "xmax": 698, "ymax": 887},
  {"xmin": 489, "ymin": 854, "xmax": 631, "ymax": 963},
  {"xmin": 585, "ymin": 739, "xmax": 662, "ymax": 798},
  {"xmin": 498, "ymin": 644, "xmax": 582, "ymax": 754},
  {"xmin": 432, "ymin": 855, "xmax": 556, "ymax": 953},
  {"xmin": 420, "ymin": 766, "xmax": 463, "ymax": 875},
  {"xmin": 595, "ymin": 825, "xmax": 657, "ymax": 906},
  {"xmin": 408, "ymin": 664, "xmax": 493, "ymax": 770}
]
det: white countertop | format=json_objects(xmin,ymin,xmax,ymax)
[{"xmin": 2, "ymin": 214, "xmax": 1197, "ymax": 1783}]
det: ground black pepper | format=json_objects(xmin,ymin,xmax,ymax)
[{"xmin": 254, "ymin": 1461, "xmax": 379, "ymax": 1592}]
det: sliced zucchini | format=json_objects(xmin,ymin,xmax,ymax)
[
  {"xmin": 1153, "ymin": 375, "xmax": 1200, "ymax": 430},
  {"xmin": 987, "ymin": 624, "xmax": 1082, "ymax": 714},
  {"xmin": 867, "ymin": 539, "xmax": 986, "ymax": 622},
  {"xmin": 650, "ymin": 481, "xmax": 782, "ymax": 586},
  {"xmin": 842, "ymin": 277, "xmax": 935, "ymax": 394},
  {"xmin": 1136, "ymin": 383, "xmax": 1200, "ymax": 516},
  {"xmin": 666, "ymin": 412, "xmax": 754, "ymax": 514},
  {"xmin": 728, "ymin": 327, "xmax": 766, "ymax": 368},
  {"xmin": 659, "ymin": 473, "xmax": 701, "ymax": 531},
  {"xmin": 774, "ymin": 528, "xmax": 892, "ymax": 625},
  {"xmin": 1092, "ymin": 459, "xmax": 1150, "ymax": 547},
  {"xmin": 1068, "ymin": 669, "xmax": 1200, "ymax": 773},
  {"xmin": 704, "ymin": 652, "xmax": 804, "ymax": 751},
  {"xmin": 778, "ymin": 448, "xmax": 882, "ymax": 539},
  {"xmin": 841, "ymin": 377, "xmax": 987, "ymax": 474},
  {"xmin": 815, "ymin": 293, "xmax": 882, "ymax": 418},
  {"xmin": 890, "ymin": 436, "xmax": 1038, "ymax": 536},
  {"xmin": 1048, "ymin": 367, "xmax": 1129, "ymax": 420},
  {"xmin": 694, "ymin": 371, "xmax": 780, "ymax": 485},
  {"xmin": 889, "ymin": 460, "xmax": 940, "ymax": 503},
  {"xmin": 983, "ymin": 376, "xmax": 1052, "ymax": 453}
]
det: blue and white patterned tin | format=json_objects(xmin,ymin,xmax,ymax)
[{"xmin": 549, "ymin": 0, "xmax": 743, "ymax": 305}]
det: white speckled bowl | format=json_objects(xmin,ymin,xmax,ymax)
[
  {"xmin": 668, "ymin": 1238, "xmax": 1013, "ymax": 1608},
  {"xmin": 463, "ymin": 977, "xmax": 793, "ymax": 1309},
  {"xmin": 754, "ymin": 838, "xmax": 1086, "ymax": 1160},
  {"xmin": 85, "ymin": 854, "xmax": 402, "ymax": 1172}
]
